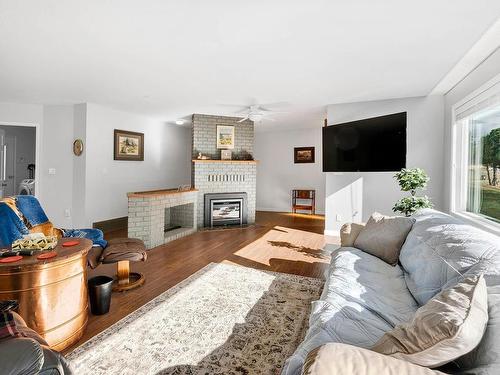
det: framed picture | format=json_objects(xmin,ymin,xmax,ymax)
[
  {"xmin": 294, "ymin": 147, "xmax": 315, "ymax": 163},
  {"xmin": 221, "ymin": 150, "xmax": 232, "ymax": 160},
  {"xmin": 216, "ymin": 125, "xmax": 235, "ymax": 149},
  {"xmin": 114, "ymin": 129, "xmax": 144, "ymax": 161}
]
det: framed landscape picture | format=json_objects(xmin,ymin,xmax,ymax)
[
  {"xmin": 114, "ymin": 129, "xmax": 144, "ymax": 161},
  {"xmin": 216, "ymin": 125, "xmax": 235, "ymax": 149},
  {"xmin": 294, "ymin": 147, "xmax": 315, "ymax": 163}
]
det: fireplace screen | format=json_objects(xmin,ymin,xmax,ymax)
[{"xmin": 204, "ymin": 192, "xmax": 248, "ymax": 227}]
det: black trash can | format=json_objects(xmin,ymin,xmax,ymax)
[{"xmin": 88, "ymin": 276, "xmax": 114, "ymax": 315}]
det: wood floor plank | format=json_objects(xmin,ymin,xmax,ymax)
[{"xmin": 65, "ymin": 211, "xmax": 338, "ymax": 353}]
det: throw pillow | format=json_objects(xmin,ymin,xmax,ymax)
[
  {"xmin": 353, "ymin": 212, "xmax": 415, "ymax": 265},
  {"xmin": 340, "ymin": 222, "xmax": 365, "ymax": 247},
  {"xmin": 371, "ymin": 274, "xmax": 488, "ymax": 368}
]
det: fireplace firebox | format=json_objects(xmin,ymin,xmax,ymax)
[{"xmin": 204, "ymin": 192, "xmax": 248, "ymax": 227}]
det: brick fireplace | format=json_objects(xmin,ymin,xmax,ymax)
[
  {"xmin": 192, "ymin": 114, "xmax": 257, "ymax": 228},
  {"xmin": 128, "ymin": 189, "xmax": 198, "ymax": 249}
]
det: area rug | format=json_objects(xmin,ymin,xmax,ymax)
[{"xmin": 68, "ymin": 263, "xmax": 323, "ymax": 375}]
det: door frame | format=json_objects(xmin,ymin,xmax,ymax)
[{"xmin": 0, "ymin": 121, "xmax": 40, "ymax": 198}]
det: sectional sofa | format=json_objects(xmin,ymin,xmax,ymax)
[{"xmin": 283, "ymin": 209, "xmax": 500, "ymax": 375}]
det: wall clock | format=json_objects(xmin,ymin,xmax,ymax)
[{"xmin": 73, "ymin": 139, "xmax": 84, "ymax": 156}]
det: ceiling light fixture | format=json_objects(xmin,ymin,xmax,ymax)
[{"xmin": 175, "ymin": 119, "xmax": 185, "ymax": 125}]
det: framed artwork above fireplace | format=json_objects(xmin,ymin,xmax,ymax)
[{"xmin": 216, "ymin": 125, "xmax": 235, "ymax": 149}]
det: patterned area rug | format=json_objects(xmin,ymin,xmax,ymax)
[{"xmin": 68, "ymin": 263, "xmax": 323, "ymax": 375}]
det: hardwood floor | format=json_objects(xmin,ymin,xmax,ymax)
[{"xmin": 66, "ymin": 211, "xmax": 338, "ymax": 353}]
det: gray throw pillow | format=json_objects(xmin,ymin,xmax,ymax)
[{"xmin": 354, "ymin": 212, "xmax": 415, "ymax": 265}]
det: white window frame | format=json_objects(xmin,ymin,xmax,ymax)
[{"xmin": 450, "ymin": 72, "xmax": 500, "ymax": 235}]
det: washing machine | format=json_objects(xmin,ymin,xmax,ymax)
[{"xmin": 18, "ymin": 179, "xmax": 35, "ymax": 195}]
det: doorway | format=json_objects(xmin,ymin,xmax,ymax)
[{"xmin": 0, "ymin": 125, "xmax": 37, "ymax": 199}]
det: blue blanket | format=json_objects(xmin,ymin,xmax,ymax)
[
  {"xmin": 0, "ymin": 196, "xmax": 107, "ymax": 249},
  {"xmin": 0, "ymin": 202, "xmax": 29, "ymax": 248},
  {"xmin": 15, "ymin": 195, "xmax": 50, "ymax": 227},
  {"xmin": 61, "ymin": 229, "xmax": 107, "ymax": 249}
]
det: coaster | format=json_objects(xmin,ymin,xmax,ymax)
[
  {"xmin": 0, "ymin": 255, "xmax": 23, "ymax": 263},
  {"xmin": 62, "ymin": 240, "xmax": 80, "ymax": 247},
  {"xmin": 37, "ymin": 251, "xmax": 57, "ymax": 260}
]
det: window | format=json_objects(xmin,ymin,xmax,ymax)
[
  {"xmin": 452, "ymin": 74, "xmax": 500, "ymax": 229},
  {"xmin": 464, "ymin": 107, "xmax": 500, "ymax": 222}
]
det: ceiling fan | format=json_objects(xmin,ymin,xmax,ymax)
[{"xmin": 220, "ymin": 101, "xmax": 289, "ymax": 123}]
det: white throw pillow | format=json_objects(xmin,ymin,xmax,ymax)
[{"xmin": 371, "ymin": 274, "xmax": 488, "ymax": 368}]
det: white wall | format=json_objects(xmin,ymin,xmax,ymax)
[
  {"xmin": 0, "ymin": 101, "xmax": 192, "ymax": 229},
  {"xmin": 443, "ymin": 48, "xmax": 500, "ymax": 212},
  {"xmin": 72, "ymin": 104, "xmax": 87, "ymax": 228},
  {"xmin": 42, "ymin": 105, "xmax": 75, "ymax": 226},
  {"xmin": 83, "ymin": 103, "xmax": 191, "ymax": 225},
  {"xmin": 325, "ymin": 96, "xmax": 445, "ymax": 234},
  {"xmin": 255, "ymin": 127, "xmax": 325, "ymax": 214}
]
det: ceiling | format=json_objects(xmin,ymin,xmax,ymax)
[{"xmin": 1, "ymin": 1, "xmax": 500, "ymax": 131}]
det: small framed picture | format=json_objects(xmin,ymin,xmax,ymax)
[
  {"xmin": 294, "ymin": 147, "xmax": 315, "ymax": 163},
  {"xmin": 114, "ymin": 129, "xmax": 144, "ymax": 161},
  {"xmin": 221, "ymin": 150, "xmax": 232, "ymax": 160},
  {"xmin": 216, "ymin": 125, "xmax": 235, "ymax": 149}
]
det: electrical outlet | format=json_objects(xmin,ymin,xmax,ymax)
[
  {"xmin": 48, "ymin": 168, "xmax": 56, "ymax": 175},
  {"xmin": 64, "ymin": 208, "xmax": 71, "ymax": 218},
  {"xmin": 336, "ymin": 214, "xmax": 342, "ymax": 222}
]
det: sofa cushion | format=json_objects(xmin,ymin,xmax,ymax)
[
  {"xmin": 455, "ymin": 285, "xmax": 500, "ymax": 375},
  {"xmin": 354, "ymin": 212, "xmax": 415, "ymax": 265},
  {"xmin": 399, "ymin": 209, "xmax": 500, "ymax": 306},
  {"xmin": 302, "ymin": 343, "xmax": 445, "ymax": 375},
  {"xmin": 282, "ymin": 247, "xmax": 418, "ymax": 375},
  {"xmin": 399, "ymin": 209, "xmax": 500, "ymax": 374},
  {"xmin": 372, "ymin": 274, "xmax": 488, "ymax": 368}
]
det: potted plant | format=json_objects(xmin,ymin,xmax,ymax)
[{"xmin": 393, "ymin": 168, "xmax": 433, "ymax": 216}]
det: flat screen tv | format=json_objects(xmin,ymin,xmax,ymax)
[{"xmin": 323, "ymin": 112, "xmax": 407, "ymax": 172}]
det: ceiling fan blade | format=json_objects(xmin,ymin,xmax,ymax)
[
  {"xmin": 217, "ymin": 104, "xmax": 248, "ymax": 113},
  {"xmin": 259, "ymin": 102, "xmax": 290, "ymax": 110},
  {"xmin": 217, "ymin": 103, "xmax": 247, "ymax": 108},
  {"xmin": 259, "ymin": 109, "xmax": 290, "ymax": 114},
  {"xmin": 238, "ymin": 117, "xmax": 249, "ymax": 123},
  {"xmin": 232, "ymin": 108, "xmax": 250, "ymax": 114}
]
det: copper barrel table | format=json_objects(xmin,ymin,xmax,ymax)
[{"xmin": 0, "ymin": 238, "xmax": 92, "ymax": 351}]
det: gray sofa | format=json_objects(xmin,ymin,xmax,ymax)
[
  {"xmin": 283, "ymin": 209, "xmax": 500, "ymax": 375},
  {"xmin": 0, "ymin": 311, "xmax": 73, "ymax": 375}
]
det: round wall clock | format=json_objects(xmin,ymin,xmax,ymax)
[{"xmin": 73, "ymin": 139, "xmax": 84, "ymax": 156}]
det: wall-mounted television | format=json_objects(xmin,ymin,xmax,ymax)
[{"xmin": 322, "ymin": 112, "xmax": 407, "ymax": 172}]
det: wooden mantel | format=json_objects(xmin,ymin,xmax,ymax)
[
  {"xmin": 127, "ymin": 188, "xmax": 198, "ymax": 198},
  {"xmin": 192, "ymin": 159, "xmax": 259, "ymax": 164}
]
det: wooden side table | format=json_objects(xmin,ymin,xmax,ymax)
[
  {"xmin": 292, "ymin": 189, "xmax": 316, "ymax": 214},
  {"xmin": 0, "ymin": 238, "xmax": 92, "ymax": 351}
]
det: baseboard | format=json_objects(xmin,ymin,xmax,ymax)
[
  {"xmin": 324, "ymin": 229, "xmax": 340, "ymax": 236},
  {"xmin": 93, "ymin": 216, "xmax": 128, "ymax": 233}
]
